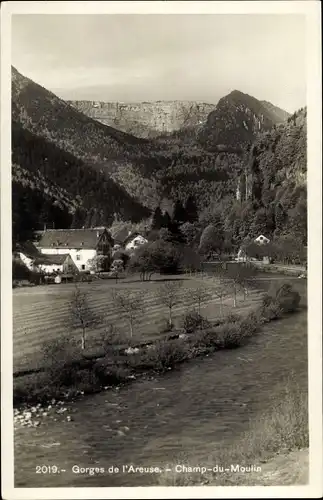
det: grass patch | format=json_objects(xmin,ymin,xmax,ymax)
[{"xmin": 158, "ymin": 380, "xmax": 308, "ymax": 486}]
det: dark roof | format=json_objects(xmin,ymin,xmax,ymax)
[
  {"xmin": 34, "ymin": 228, "xmax": 113, "ymax": 249},
  {"xmin": 18, "ymin": 241, "xmax": 42, "ymax": 259},
  {"xmin": 113, "ymin": 228, "xmax": 132, "ymax": 244},
  {"xmin": 34, "ymin": 254, "xmax": 70, "ymax": 265}
]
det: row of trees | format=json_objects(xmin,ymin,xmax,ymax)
[{"xmin": 69, "ymin": 263, "xmax": 257, "ymax": 349}]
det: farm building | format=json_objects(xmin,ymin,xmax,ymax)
[
  {"xmin": 17, "ymin": 242, "xmax": 78, "ymax": 275},
  {"xmin": 33, "ymin": 254, "xmax": 78, "ymax": 275},
  {"xmin": 33, "ymin": 228, "xmax": 114, "ymax": 272},
  {"xmin": 124, "ymin": 232, "xmax": 148, "ymax": 251}
]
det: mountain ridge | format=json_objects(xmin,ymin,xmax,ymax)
[
  {"xmin": 67, "ymin": 99, "xmax": 216, "ymax": 138},
  {"xmin": 200, "ymin": 89, "xmax": 290, "ymax": 150},
  {"xmin": 11, "ymin": 66, "xmax": 305, "ymax": 250}
]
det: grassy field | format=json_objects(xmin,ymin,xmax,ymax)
[{"xmin": 13, "ymin": 273, "xmax": 263, "ymax": 372}]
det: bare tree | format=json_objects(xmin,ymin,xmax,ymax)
[
  {"xmin": 157, "ymin": 280, "xmax": 183, "ymax": 329},
  {"xmin": 187, "ymin": 286, "xmax": 211, "ymax": 315},
  {"xmin": 212, "ymin": 264, "xmax": 231, "ymax": 316},
  {"xmin": 110, "ymin": 289, "xmax": 145, "ymax": 338},
  {"xmin": 69, "ymin": 285, "xmax": 100, "ymax": 350},
  {"xmin": 213, "ymin": 280, "xmax": 230, "ymax": 316}
]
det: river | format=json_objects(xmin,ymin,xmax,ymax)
[{"xmin": 14, "ymin": 279, "xmax": 307, "ymax": 487}]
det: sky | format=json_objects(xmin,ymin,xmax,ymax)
[{"xmin": 12, "ymin": 14, "xmax": 306, "ymax": 112}]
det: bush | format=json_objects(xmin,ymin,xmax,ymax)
[
  {"xmin": 99, "ymin": 324, "xmax": 123, "ymax": 352},
  {"xmin": 182, "ymin": 311, "xmax": 211, "ymax": 333},
  {"xmin": 274, "ymin": 283, "xmax": 301, "ymax": 313},
  {"xmin": 13, "ymin": 372, "xmax": 57, "ymax": 406},
  {"xmin": 188, "ymin": 327, "xmax": 222, "ymax": 352},
  {"xmin": 139, "ymin": 339, "xmax": 190, "ymax": 372},
  {"xmin": 41, "ymin": 336, "xmax": 83, "ymax": 389},
  {"xmin": 239, "ymin": 311, "xmax": 262, "ymax": 336},
  {"xmin": 215, "ymin": 322, "xmax": 246, "ymax": 349},
  {"xmin": 266, "ymin": 283, "xmax": 301, "ymax": 314},
  {"xmin": 92, "ymin": 358, "xmax": 129, "ymax": 386},
  {"xmin": 226, "ymin": 312, "xmax": 240, "ymax": 324}
]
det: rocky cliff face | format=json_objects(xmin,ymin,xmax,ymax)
[
  {"xmin": 67, "ymin": 100, "xmax": 215, "ymax": 138},
  {"xmin": 236, "ymin": 107, "xmax": 307, "ymax": 204}
]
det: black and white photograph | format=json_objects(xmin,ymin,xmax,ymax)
[{"xmin": 1, "ymin": 1, "xmax": 322, "ymax": 499}]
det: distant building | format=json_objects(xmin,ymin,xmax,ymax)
[
  {"xmin": 254, "ymin": 234, "xmax": 270, "ymax": 245},
  {"xmin": 33, "ymin": 228, "xmax": 114, "ymax": 272},
  {"xmin": 124, "ymin": 232, "xmax": 148, "ymax": 252}
]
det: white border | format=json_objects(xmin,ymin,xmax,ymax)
[{"xmin": 1, "ymin": 2, "xmax": 322, "ymax": 499}]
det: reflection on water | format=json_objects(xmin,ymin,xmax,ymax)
[{"xmin": 15, "ymin": 306, "xmax": 307, "ymax": 487}]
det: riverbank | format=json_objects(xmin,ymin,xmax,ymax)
[
  {"xmin": 14, "ymin": 305, "xmax": 308, "ymax": 487},
  {"xmin": 158, "ymin": 380, "xmax": 308, "ymax": 486},
  {"xmin": 14, "ymin": 281, "xmax": 302, "ymax": 415}
]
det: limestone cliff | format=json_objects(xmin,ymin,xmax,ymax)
[{"xmin": 67, "ymin": 100, "xmax": 215, "ymax": 138}]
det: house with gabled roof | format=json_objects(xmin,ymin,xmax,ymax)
[
  {"xmin": 34, "ymin": 254, "xmax": 78, "ymax": 275},
  {"xmin": 254, "ymin": 234, "xmax": 270, "ymax": 245},
  {"xmin": 16, "ymin": 241, "xmax": 78, "ymax": 275},
  {"xmin": 123, "ymin": 232, "xmax": 149, "ymax": 252},
  {"xmin": 33, "ymin": 228, "xmax": 114, "ymax": 272}
]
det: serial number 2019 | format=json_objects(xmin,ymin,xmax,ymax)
[{"xmin": 36, "ymin": 465, "xmax": 59, "ymax": 474}]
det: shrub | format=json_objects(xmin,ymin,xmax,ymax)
[
  {"xmin": 41, "ymin": 336, "xmax": 82, "ymax": 389},
  {"xmin": 264, "ymin": 301, "xmax": 284, "ymax": 321},
  {"xmin": 268, "ymin": 283, "xmax": 301, "ymax": 313},
  {"xmin": 226, "ymin": 312, "xmax": 240, "ymax": 324},
  {"xmin": 13, "ymin": 373, "xmax": 56, "ymax": 406},
  {"xmin": 99, "ymin": 324, "xmax": 123, "ymax": 352},
  {"xmin": 140, "ymin": 339, "xmax": 190, "ymax": 372},
  {"xmin": 182, "ymin": 311, "xmax": 211, "ymax": 333},
  {"xmin": 92, "ymin": 358, "xmax": 129, "ymax": 386},
  {"xmin": 239, "ymin": 311, "xmax": 262, "ymax": 336},
  {"xmin": 188, "ymin": 328, "xmax": 222, "ymax": 353},
  {"xmin": 216, "ymin": 322, "xmax": 246, "ymax": 349}
]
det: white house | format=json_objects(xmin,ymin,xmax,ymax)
[
  {"xmin": 33, "ymin": 228, "xmax": 114, "ymax": 272},
  {"xmin": 254, "ymin": 234, "xmax": 270, "ymax": 245},
  {"xmin": 17, "ymin": 242, "xmax": 78, "ymax": 275},
  {"xmin": 34, "ymin": 254, "xmax": 78, "ymax": 275},
  {"xmin": 124, "ymin": 232, "xmax": 148, "ymax": 252}
]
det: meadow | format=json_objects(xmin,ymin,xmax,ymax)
[{"xmin": 13, "ymin": 272, "xmax": 262, "ymax": 373}]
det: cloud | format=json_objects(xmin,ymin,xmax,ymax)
[{"xmin": 12, "ymin": 14, "xmax": 306, "ymax": 112}]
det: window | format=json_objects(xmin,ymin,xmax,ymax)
[
  {"xmin": 76, "ymin": 254, "xmax": 81, "ymax": 261},
  {"xmin": 81, "ymin": 265, "xmax": 85, "ymax": 270}
]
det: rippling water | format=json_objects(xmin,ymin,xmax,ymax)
[{"xmin": 14, "ymin": 304, "xmax": 307, "ymax": 487}]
